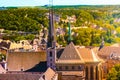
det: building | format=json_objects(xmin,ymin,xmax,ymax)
[
  {"xmin": 46, "ymin": 6, "xmax": 103, "ymax": 80},
  {"xmin": 98, "ymin": 46, "xmax": 120, "ymax": 78},
  {"xmin": 6, "ymin": 51, "xmax": 46, "ymax": 72},
  {"xmin": 47, "ymin": 42, "xmax": 103, "ymax": 80},
  {"xmin": 0, "ymin": 68, "xmax": 58, "ymax": 80}
]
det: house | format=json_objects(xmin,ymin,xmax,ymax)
[{"xmin": 67, "ymin": 15, "xmax": 76, "ymax": 23}]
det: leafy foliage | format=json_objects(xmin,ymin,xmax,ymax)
[
  {"xmin": 0, "ymin": 53, "xmax": 6, "ymax": 62},
  {"xmin": 1, "ymin": 6, "xmax": 120, "ymax": 46},
  {"xmin": 107, "ymin": 64, "xmax": 120, "ymax": 80}
]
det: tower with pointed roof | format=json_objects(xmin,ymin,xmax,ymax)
[
  {"xmin": 47, "ymin": 0, "xmax": 55, "ymax": 48},
  {"xmin": 46, "ymin": 1, "xmax": 103, "ymax": 79},
  {"xmin": 68, "ymin": 22, "xmax": 72, "ymax": 43},
  {"xmin": 47, "ymin": 0, "xmax": 56, "ymax": 70}
]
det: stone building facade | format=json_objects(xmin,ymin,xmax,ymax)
[{"xmin": 47, "ymin": 42, "xmax": 103, "ymax": 80}]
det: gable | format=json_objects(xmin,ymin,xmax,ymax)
[{"xmin": 58, "ymin": 42, "xmax": 82, "ymax": 60}]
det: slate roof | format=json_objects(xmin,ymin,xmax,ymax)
[
  {"xmin": 7, "ymin": 51, "xmax": 46, "ymax": 72},
  {"xmin": 0, "ymin": 73, "xmax": 42, "ymax": 80},
  {"xmin": 0, "ymin": 68, "xmax": 57, "ymax": 80},
  {"xmin": 56, "ymin": 42, "xmax": 100, "ymax": 64},
  {"xmin": 25, "ymin": 61, "xmax": 47, "ymax": 72},
  {"xmin": 58, "ymin": 42, "xmax": 81, "ymax": 60},
  {"xmin": 56, "ymin": 42, "xmax": 84, "ymax": 64}
]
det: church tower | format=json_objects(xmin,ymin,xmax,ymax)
[
  {"xmin": 47, "ymin": 0, "xmax": 56, "ymax": 70},
  {"xmin": 68, "ymin": 22, "xmax": 72, "ymax": 44}
]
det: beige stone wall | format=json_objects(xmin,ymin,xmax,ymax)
[{"xmin": 56, "ymin": 64, "xmax": 84, "ymax": 71}]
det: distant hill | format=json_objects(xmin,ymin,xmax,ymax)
[
  {"xmin": 1, "ymin": 5, "xmax": 120, "ymax": 10},
  {"xmin": 1, "ymin": 5, "xmax": 120, "ymax": 46},
  {"xmin": 0, "ymin": 7, "xmax": 18, "ymax": 10}
]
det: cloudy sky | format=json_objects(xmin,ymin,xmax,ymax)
[{"xmin": 0, "ymin": 0, "xmax": 120, "ymax": 7}]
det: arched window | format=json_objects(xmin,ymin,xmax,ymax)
[
  {"xmin": 59, "ymin": 66, "xmax": 62, "ymax": 70},
  {"xmin": 90, "ymin": 66, "xmax": 94, "ymax": 80},
  {"xmin": 21, "ymin": 69, "xmax": 23, "ymax": 71},
  {"xmin": 50, "ymin": 63, "xmax": 52, "ymax": 66},
  {"xmin": 50, "ymin": 51, "xmax": 52, "ymax": 57},
  {"xmin": 85, "ymin": 66, "xmax": 88, "ymax": 80},
  {"xmin": 72, "ymin": 66, "xmax": 74, "ymax": 70},
  {"xmin": 78, "ymin": 65, "xmax": 82, "ymax": 70},
  {"xmin": 65, "ymin": 66, "xmax": 68, "ymax": 70}
]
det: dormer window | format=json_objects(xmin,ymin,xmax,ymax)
[
  {"xmin": 50, "ymin": 51, "xmax": 52, "ymax": 57},
  {"xmin": 21, "ymin": 69, "xmax": 23, "ymax": 71}
]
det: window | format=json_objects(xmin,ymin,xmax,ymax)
[
  {"xmin": 50, "ymin": 51, "xmax": 52, "ymax": 57},
  {"xmin": 65, "ymin": 66, "xmax": 68, "ymax": 70},
  {"xmin": 59, "ymin": 66, "xmax": 62, "ymax": 70},
  {"xmin": 86, "ymin": 66, "xmax": 88, "ymax": 80},
  {"xmin": 42, "ymin": 75, "xmax": 45, "ymax": 79},
  {"xmin": 50, "ymin": 59, "xmax": 52, "ymax": 61},
  {"xmin": 78, "ymin": 65, "xmax": 81, "ymax": 70},
  {"xmin": 50, "ymin": 63, "xmax": 52, "ymax": 66},
  {"xmin": 90, "ymin": 66, "xmax": 94, "ymax": 80},
  {"xmin": 72, "ymin": 66, "xmax": 74, "ymax": 70},
  {"xmin": 21, "ymin": 69, "xmax": 23, "ymax": 71},
  {"xmin": 96, "ymin": 66, "xmax": 98, "ymax": 80}
]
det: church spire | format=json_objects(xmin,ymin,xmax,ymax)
[
  {"xmin": 68, "ymin": 22, "xmax": 72, "ymax": 43},
  {"xmin": 47, "ymin": 0, "xmax": 55, "ymax": 48}
]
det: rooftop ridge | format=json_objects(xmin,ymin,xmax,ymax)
[{"xmin": 57, "ymin": 42, "xmax": 84, "ymax": 63}]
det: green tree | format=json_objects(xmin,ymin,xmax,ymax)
[
  {"xmin": 107, "ymin": 64, "xmax": 120, "ymax": 80},
  {"xmin": 0, "ymin": 54, "xmax": 6, "ymax": 62}
]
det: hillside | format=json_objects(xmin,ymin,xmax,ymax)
[{"xmin": 0, "ymin": 5, "xmax": 120, "ymax": 46}]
